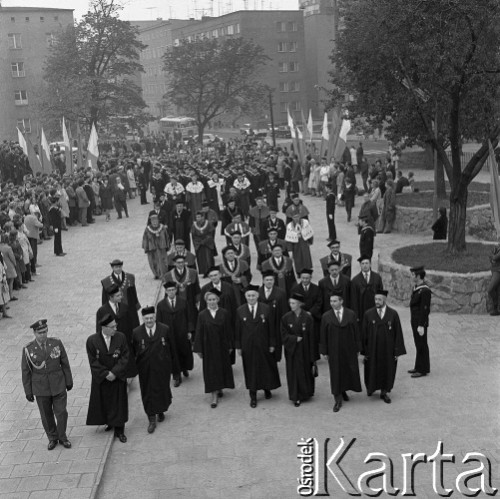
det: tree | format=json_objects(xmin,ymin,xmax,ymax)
[
  {"xmin": 38, "ymin": 0, "xmax": 149, "ymax": 135},
  {"xmin": 330, "ymin": 0, "xmax": 500, "ymax": 253},
  {"xmin": 163, "ymin": 37, "xmax": 270, "ymax": 141}
]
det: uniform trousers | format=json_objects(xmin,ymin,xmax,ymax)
[{"xmin": 35, "ymin": 391, "xmax": 68, "ymax": 441}]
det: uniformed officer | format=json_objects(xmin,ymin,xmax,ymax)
[
  {"xmin": 408, "ymin": 266, "xmax": 432, "ymax": 378},
  {"xmin": 21, "ymin": 319, "xmax": 73, "ymax": 450}
]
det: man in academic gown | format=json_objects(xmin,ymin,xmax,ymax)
[
  {"xmin": 169, "ymin": 200, "xmax": 192, "ymax": 251},
  {"xmin": 166, "ymin": 239, "xmax": 197, "ymax": 271},
  {"xmin": 258, "ymin": 270, "xmax": 288, "ymax": 362},
  {"xmin": 219, "ymin": 245, "xmax": 252, "ymax": 307},
  {"xmin": 358, "ymin": 216, "xmax": 375, "ymax": 261},
  {"xmin": 96, "ymin": 284, "xmax": 137, "ymax": 379},
  {"xmin": 318, "ymin": 260, "xmax": 352, "ymax": 313},
  {"xmin": 86, "ymin": 314, "xmax": 129, "ymax": 443},
  {"xmin": 351, "ymin": 256, "xmax": 383, "ymax": 323},
  {"xmin": 229, "ymin": 231, "xmax": 251, "ymax": 268},
  {"xmin": 248, "ymin": 195, "xmax": 270, "ymax": 250},
  {"xmin": 101, "ymin": 259, "xmax": 140, "ymax": 331},
  {"xmin": 132, "ymin": 306, "xmax": 179, "ymax": 434},
  {"xmin": 290, "ymin": 269, "xmax": 322, "ymax": 361},
  {"xmin": 262, "ymin": 207, "xmax": 286, "ymax": 240},
  {"xmin": 257, "ymin": 227, "xmax": 288, "ymax": 270},
  {"xmin": 320, "ymin": 293, "xmax": 362, "ymax": 412},
  {"xmin": 235, "ymin": 285, "xmax": 281, "ymax": 408},
  {"xmin": 162, "ymin": 254, "xmax": 201, "ymax": 333},
  {"xmin": 361, "ymin": 290, "xmax": 406, "ymax": 403},
  {"xmin": 320, "ymin": 240, "xmax": 352, "ymax": 278},
  {"xmin": 261, "ymin": 244, "xmax": 295, "ymax": 296},
  {"xmin": 156, "ymin": 281, "xmax": 193, "ymax": 386}
]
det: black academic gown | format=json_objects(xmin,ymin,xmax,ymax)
[
  {"xmin": 86, "ymin": 332, "xmax": 129, "ymax": 427},
  {"xmin": 235, "ymin": 303, "xmax": 281, "ymax": 391},
  {"xmin": 318, "ymin": 274, "xmax": 352, "ymax": 313},
  {"xmin": 156, "ymin": 296, "xmax": 194, "ymax": 373},
  {"xmin": 361, "ymin": 306, "xmax": 407, "ymax": 394},
  {"xmin": 96, "ymin": 302, "xmax": 137, "ymax": 378},
  {"xmin": 350, "ymin": 271, "xmax": 384, "ymax": 323},
  {"xmin": 258, "ymin": 286, "xmax": 288, "ymax": 362},
  {"xmin": 290, "ymin": 282, "xmax": 322, "ymax": 360},
  {"xmin": 261, "ymin": 257, "xmax": 295, "ymax": 296},
  {"xmin": 132, "ymin": 323, "xmax": 179, "ymax": 416},
  {"xmin": 193, "ymin": 308, "xmax": 235, "ymax": 393},
  {"xmin": 320, "ymin": 308, "xmax": 362, "ymax": 396},
  {"xmin": 101, "ymin": 272, "xmax": 140, "ymax": 331},
  {"xmin": 281, "ymin": 310, "xmax": 316, "ymax": 402}
]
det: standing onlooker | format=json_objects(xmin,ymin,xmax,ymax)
[
  {"xmin": 378, "ymin": 179, "xmax": 396, "ymax": 233},
  {"xmin": 487, "ymin": 242, "xmax": 500, "ymax": 316},
  {"xmin": 66, "ymin": 181, "xmax": 78, "ymax": 226},
  {"xmin": 114, "ymin": 177, "xmax": 129, "ymax": 219},
  {"xmin": 0, "ymin": 253, "xmax": 12, "ymax": 318},
  {"xmin": 75, "ymin": 180, "xmax": 90, "ymax": 226},
  {"xmin": 24, "ymin": 212, "xmax": 43, "ymax": 274},
  {"xmin": 359, "ymin": 157, "xmax": 369, "ymax": 193},
  {"xmin": 408, "ymin": 266, "xmax": 431, "ymax": 378},
  {"xmin": 126, "ymin": 164, "xmax": 137, "ymax": 199},
  {"xmin": 325, "ymin": 183, "xmax": 337, "ymax": 242},
  {"xmin": 431, "ymin": 207, "xmax": 448, "ymax": 240},
  {"xmin": 343, "ymin": 176, "xmax": 356, "ymax": 223},
  {"xmin": 0, "ymin": 234, "xmax": 17, "ymax": 301},
  {"xmin": 358, "ymin": 216, "xmax": 375, "ymax": 261},
  {"xmin": 48, "ymin": 195, "xmax": 65, "ymax": 257},
  {"xmin": 99, "ymin": 176, "xmax": 114, "ymax": 222}
]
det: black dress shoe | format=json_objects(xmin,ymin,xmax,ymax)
[
  {"xmin": 173, "ymin": 378, "xmax": 181, "ymax": 387},
  {"xmin": 490, "ymin": 310, "xmax": 500, "ymax": 316},
  {"xmin": 411, "ymin": 372, "xmax": 426, "ymax": 378},
  {"xmin": 250, "ymin": 399, "xmax": 257, "ymax": 408},
  {"xmin": 47, "ymin": 440, "xmax": 58, "ymax": 450},
  {"xmin": 116, "ymin": 433, "xmax": 127, "ymax": 443},
  {"xmin": 147, "ymin": 421, "xmax": 156, "ymax": 434},
  {"xmin": 367, "ymin": 391, "xmax": 373, "ymax": 396},
  {"xmin": 407, "ymin": 369, "xmax": 417, "ymax": 374},
  {"xmin": 183, "ymin": 370, "xmax": 189, "ymax": 378},
  {"xmin": 217, "ymin": 390, "xmax": 223, "ymax": 398},
  {"xmin": 342, "ymin": 392, "xmax": 350, "ymax": 402},
  {"xmin": 381, "ymin": 394, "xmax": 391, "ymax": 404},
  {"xmin": 104, "ymin": 425, "xmax": 113, "ymax": 432},
  {"xmin": 210, "ymin": 401, "xmax": 218, "ymax": 409},
  {"xmin": 333, "ymin": 402, "xmax": 342, "ymax": 412},
  {"xmin": 157, "ymin": 413, "xmax": 165, "ymax": 422},
  {"xmin": 60, "ymin": 440, "xmax": 72, "ymax": 449},
  {"xmin": 264, "ymin": 390, "xmax": 272, "ymax": 399},
  {"xmin": 294, "ymin": 401, "xmax": 301, "ymax": 407}
]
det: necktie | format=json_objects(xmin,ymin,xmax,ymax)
[
  {"xmin": 148, "ymin": 328, "xmax": 153, "ymax": 338},
  {"xmin": 378, "ymin": 308, "xmax": 383, "ymax": 319},
  {"xmin": 364, "ymin": 272, "xmax": 369, "ymax": 282},
  {"xmin": 336, "ymin": 311, "xmax": 341, "ymax": 322},
  {"xmin": 333, "ymin": 278, "xmax": 338, "ymax": 287},
  {"xmin": 105, "ymin": 336, "xmax": 111, "ymax": 350},
  {"xmin": 251, "ymin": 305, "xmax": 255, "ymax": 318},
  {"xmin": 266, "ymin": 289, "xmax": 270, "ymax": 299},
  {"xmin": 170, "ymin": 299, "xmax": 175, "ymax": 308},
  {"xmin": 304, "ymin": 286, "xmax": 308, "ymax": 292}
]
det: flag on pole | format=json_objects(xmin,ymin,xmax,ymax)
[
  {"xmin": 18, "ymin": 128, "xmax": 42, "ymax": 174},
  {"xmin": 62, "ymin": 117, "xmax": 73, "ymax": 174},
  {"xmin": 87, "ymin": 122, "xmax": 99, "ymax": 170},
  {"xmin": 307, "ymin": 109, "xmax": 313, "ymax": 143},
  {"xmin": 287, "ymin": 109, "xmax": 296, "ymax": 139},
  {"xmin": 76, "ymin": 121, "xmax": 84, "ymax": 170},
  {"xmin": 327, "ymin": 106, "xmax": 343, "ymax": 162},
  {"xmin": 40, "ymin": 127, "xmax": 53, "ymax": 172},
  {"xmin": 488, "ymin": 140, "xmax": 500, "ymax": 235},
  {"xmin": 17, "ymin": 127, "xmax": 27, "ymax": 155},
  {"xmin": 319, "ymin": 112, "xmax": 329, "ymax": 158},
  {"xmin": 334, "ymin": 119, "xmax": 352, "ymax": 162}
]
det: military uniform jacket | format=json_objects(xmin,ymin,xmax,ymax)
[
  {"xmin": 409, "ymin": 284, "xmax": 431, "ymax": 327},
  {"xmin": 22, "ymin": 338, "xmax": 73, "ymax": 397}
]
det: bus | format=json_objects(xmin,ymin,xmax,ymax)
[{"xmin": 159, "ymin": 116, "xmax": 197, "ymax": 138}]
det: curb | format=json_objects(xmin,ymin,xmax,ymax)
[{"xmin": 90, "ymin": 280, "xmax": 164, "ymax": 499}]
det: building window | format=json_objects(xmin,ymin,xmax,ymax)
[
  {"xmin": 219, "ymin": 27, "xmax": 226, "ymax": 36},
  {"xmin": 280, "ymin": 102, "xmax": 288, "ymax": 113},
  {"xmin": 235, "ymin": 23, "xmax": 240, "ymax": 34},
  {"xmin": 40, "ymin": 17, "xmax": 45, "ymax": 22},
  {"xmin": 278, "ymin": 42, "xmax": 287, "ymax": 52},
  {"xmin": 276, "ymin": 22, "xmax": 286, "ymax": 32},
  {"xmin": 46, "ymin": 33, "xmax": 57, "ymax": 47},
  {"xmin": 227, "ymin": 25, "xmax": 234, "ymax": 35},
  {"xmin": 291, "ymin": 101, "xmax": 301, "ymax": 111},
  {"xmin": 11, "ymin": 62, "xmax": 25, "ymax": 78},
  {"xmin": 289, "ymin": 41, "xmax": 298, "ymax": 52},
  {"xmin": 8, "ymin": 33, "xmax": 22, "ymax": 49},
  {"xmin": 290, "ymin": 81, "xmax": 300, "ymax": 92},
  {"xmin": 279, "ymin": 82, "xmax": 289, "ymax": 92},
  {"xmin": 17, "ymin": 118, "xmax": 31, "ymax": 133},
  {"xmin": 14, "ymin": 90, "xmax": 28, "ymax": 106},
  {"xmin": 25, "ymin": 17, "xmax": 30, "ymax": 22},
  {"xmin": 289, "ymin": 62, "xmax": 299, "ymax": 72},
  {"xmin": 279, "ymin": 62, "xmax": 288, "ymax": 73},
  {"xmin": 288, "ymin": 22, "xmax": 298, "ymax": 32}
]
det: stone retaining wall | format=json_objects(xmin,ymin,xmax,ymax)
[
  {"xmin": 393, "ymin": 201, "xmax": 496, "ymax": 241},
  {"xmin": 378, "ymin": 243, "xmax": 498, "ymax": 314}
]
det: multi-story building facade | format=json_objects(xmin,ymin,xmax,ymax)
[{"xmin": 0, "ymin": 6, "xmax": 74, "ymax": 140}]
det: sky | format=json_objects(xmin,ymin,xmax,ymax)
[{"xmin": 2, "ymin": 0, "xmax": 300, "ymax": 20}]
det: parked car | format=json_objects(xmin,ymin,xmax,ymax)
[{"xmin": 183, "ymin": 134, "xmax": 218, "ymax": 145}]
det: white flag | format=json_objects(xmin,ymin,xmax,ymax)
[
  {"xmin": 40, "ymin": 128, "xmax": 52, "ymax": 171},
  {"xmin": 87, "ymin": 123, "xmax": 99, "ymax": 170},
  {"xmin": 307, "ymin": 110, "xmax": 313, "ymax": 140},
  {"xmin": 62, "ymin": 117, "xmax": 71, "ymax": 150},
  {"xmin": 321, "ymin": 112, "xmax": 329, "ymax": 141},
  {"xmin": 17, "ymin": 128, "xmax": 28, "ymax": 155}
]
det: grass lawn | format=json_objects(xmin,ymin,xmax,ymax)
[
  {"xmin": 396, "ymin": 190, "xmax": 489, "ymax": 208},
  {"xmin": 392, "ymin": 242, "xmax": 493, "ymax": 273},
  {"xmin": 415, "ymin": 180, "xmax": 489, "ymax": 192}
]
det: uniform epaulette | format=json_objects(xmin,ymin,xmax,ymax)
[
  {"xmin": 48, "ymin": 336, "xmax": 60, "ymax": 341},
  {"xmin": 24, "ymin": 339, "xmax": 36, "ymax": 348}
]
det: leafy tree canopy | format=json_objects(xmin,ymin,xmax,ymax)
[{"xmin": 163, "ymin": 37, "xmax": 270, "ymax": 140}]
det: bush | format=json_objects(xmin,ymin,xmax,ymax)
[{"xmin": 396, "ymin": 190, "xmax": 489, "ymax": 208}]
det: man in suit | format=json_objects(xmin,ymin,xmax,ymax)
[
  {"xmin": 290, "ymin": 269, "xmax": 322, "ymax": 360},
  {"xmin": 86, "ymin": 314, "xmax": 129, "ymax": 443},
  {"xmin": 261, "ymin": 244, "xmax": 295, "ymax": 296},
  {"xmin": 22, "ymin": 319, "xmax": 73, "ymax": 450},
  {"xmin": 96, "ymin": 284, "xmax": 137, "ymax": 380},
  {"xmin": 101, "ymin": 259, "xmax": 140, "ymax": 332},
  {"xmin": 408, "ymin": 266, "xmax": 432, "ymax": 379},
  {"xmin": 132, "ymin": 306, "xmax": 179, "ymax": 433},
  {"xmin": 156, "ymin": 281, "xmax": 193, "ymax": 386},
  {"xmin": 75, "ymin": 179, "xmax": 90, "ymax": 226},
  {"xmin": 257, "ymin": 227, "xmax": 288, "ymax": 271},
  {"xmin": 262, "ymin": 207, "xmax": 286, "ymax": 240},
  {"xmin": 361, "ymin": 290, "xmax": 406, "ymax": 404},
  {"xmin": 235, "ymin": 285, "xmax": 281, "ymax": 408},
  {"xmin": 319, "ymin": 261, "xmax": 352, "ymax": 313},
  {"xmin": 320, "ymin": 240, "xmax": 352, "ymax": 278},
  {"xmin": 351, "ymin": 256, "xmax": 383, "ymax": 323}
]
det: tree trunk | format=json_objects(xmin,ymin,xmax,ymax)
[
  {"xmin": 197, "ymin": 123, "xmax": 205, "ymax": 144},
  {"xmin": 447, "ymin": 189, "xmax": 467, "ymax": 254},
  {"xmin": 436, "ymin": 155, "xmax": 446, "ymax": 199}
]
